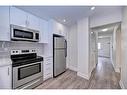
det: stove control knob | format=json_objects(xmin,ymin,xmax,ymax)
[{"xmin": 32, "ymin": 50, "xmax": 35, "ymax": 52}]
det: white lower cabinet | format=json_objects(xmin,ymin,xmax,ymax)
[
  {"xmin": 43, "ymin": 56, "xmax": 53, "ymax": 81},
  {"xmin": 0, "ymin": 65, "xmax": 12, "ymax": 89}
]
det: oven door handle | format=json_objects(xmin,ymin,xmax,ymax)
[{"xmin": 13, "ymin": 62, "xmax": 42, "ymax": 68}]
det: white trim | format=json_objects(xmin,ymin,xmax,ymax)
[
  {"xmin": 119, "ymin": 80, "xmax": 125, "ymax": 89},
  {"xmin": 111, "ymin": 61, "xmax": 120, "ymax": 73},
  {"xmin": 68, "ymin": 65, "xmax": 77, "ymax": 72},
  {"xmin": 77, "ymin": 72, "xmax": 90, "ymax": 80}
]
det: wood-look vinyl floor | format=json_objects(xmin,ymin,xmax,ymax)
[{"xmin": 36, "ymin": 57, "xmax": 121, "ymax": 89}]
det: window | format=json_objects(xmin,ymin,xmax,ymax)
[{"xmin": 98, "ymin": 43, "xmax": 101, "ymax": 50}]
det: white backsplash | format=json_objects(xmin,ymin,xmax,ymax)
[{"xmin": 0, "ymin": 41, "xmax": 44, "ymax": 58}]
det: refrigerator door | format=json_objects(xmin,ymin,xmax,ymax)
[
  {"xmin": 54, "ymin": 37, "xmax": 65, "ymax": 49},
  {"xmin": 54, "ymin": 49, "xmax": 66, "ymax": 76}
]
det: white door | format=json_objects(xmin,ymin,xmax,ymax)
[
  {"xmin": 0, "ymin": 65, "xmax": 12, "ymax": 89},
  {"xmin": 0, "ymin": 7, "xmax": 10, "ymax": 41},
  {"xmin": 10, "ymin": 7, "xmax": 27, "ymax": 27}
]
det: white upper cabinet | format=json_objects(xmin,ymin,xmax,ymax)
[
  {"xmin": 10, "ymin": 7, "xmax": 27, "ymax": 27},
  {"xmin": 50, "ymin": 20, "xmax": 66, "ymax": 36},
  {"xmin": 27, "ymin": 13, "xmax": 40, "ymax": 30},
  {"xmin": 0, "ymin": 7, "xmax": 10, "ymax": 41},
  {"xmin": 39, "ymin": 19, "xmax": 49, "ymax": 43},
  {"xmin": 10, "ymin": 7, "xmax": 39, "ymax": 30}
]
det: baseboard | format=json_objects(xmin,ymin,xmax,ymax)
[
  {"xmin": 115, "ymin": 68, "xmax": 120, "ymax": 73},
  {"xmin": 77, "ymin": 72, "xmax": 89, "ymax": 80},
  {"xmin": 68, "ymin": 65, "xmax": 77, "ymax": 72},
  {"xmin": 98, "ymin": 55, "xmax": 110, "ymax": 58},
  {"xmin": 112, "ymin": 63, "xmax": 120, "ymax": 73},
  {"xmin": 119, "ymin": 80, "xmax": 125, "ymax": 89}
]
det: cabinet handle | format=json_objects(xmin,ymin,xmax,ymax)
[
  {"xmin": 27, "ymin": 21, "xmax": 30, "ymax": 26},
  {"xmin": 25, "ymin": 20, "xmax": 27, "ymax": 27},
  {"xmin": 8, "ymin": 67, "xmax": 9, "ymax": 75}
]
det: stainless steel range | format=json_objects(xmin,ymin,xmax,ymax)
[{"xmin": 11, "ymin": 49, "xmax": 43, "ymax": 89}]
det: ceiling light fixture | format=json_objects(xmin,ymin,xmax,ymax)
[
  {"xmin": 102, "ymin": 28, "xmax": 108, "ymax": 32},
  {"xmin": 91, "ymin": 7, "xmax": 95, "ymax": 10},
  {"xmin": 63, "ymin": 19, "xmax": 66, "ymax": 22}
]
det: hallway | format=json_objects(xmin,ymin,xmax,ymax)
[
  {"xmin": 36, "ymin": 57, "xmax": 120, "ymax": 89},
  {"xmin": 88, "ymin": 57, "xmax": 121, "ymax": 89}
]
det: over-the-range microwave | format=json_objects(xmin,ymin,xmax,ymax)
[{"xmin": 10, "ymin": 24, "xmax": 39, "ymax": 42}]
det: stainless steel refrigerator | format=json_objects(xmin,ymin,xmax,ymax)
[{"xmin": 53, "ymin": 35, "xmax": 67, "ymax": 77}]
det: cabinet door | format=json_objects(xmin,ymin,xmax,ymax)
[
  {"xmin": 27, "ymin": 13, "xmax": 40, "ymax": 30},
  {"xmin": 43, "ymin": 57, "xmax": 53, "ymax": 80},
  {"xmin": 0, "ymin": 65, "xmax": 12, "ymax": 89},
  {"xmin": 52, "ymin": 20, "xmax": 65, "ymax": 36},
  {"xmin": 10, "ymin": 7, "xmax": 27, "ymax": 27},
  {"xmin": 0, "ymin": 7, "xmax": 10, "ymax": 41},
  {"xmin": 39, "ymin": 19, "xmax": 49, "ymax": 43}
]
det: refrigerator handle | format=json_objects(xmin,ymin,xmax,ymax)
[{"xmin": 65, "ymin": 40, "xmax": 67, "ymax": 57}]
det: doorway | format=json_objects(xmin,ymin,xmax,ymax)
[
  {"xmin": 98, "ymin": 37, "xmax": 111, "ymax": 58},
  {"xmin": 89, "ymin": 22, "xmax": 121, "ymax": 88}
]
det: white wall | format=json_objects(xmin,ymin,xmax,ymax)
[
  {"xmin": 112, "ymin": 27, "xmax": 116, "ymax": 69},
  {"xmin": 111, "ymin": 25, "xmax": 121, "ymax": 73},
  {"xmin": 67, "ymin": 24, "xmax": 78, "ymax": 71},
  {"xmin": 77, "ymin": 17, "xmax": 90, "ymax": 79},
  {"xmin": 89, "ymin": 31, "xmax": 97, "ymax": 75},
  {"xmin": 115, "ymin": 26, "xmax": 121, "ymax": 72},
  {"xmin": 120, "ymin": 7, "xmax": 127, "ymax": 88},
  {"xmin": 98, "ymin": 37, "xmax": 111, "ymax": 58},
  {"xmin": 90, "ymin": 7, "xmax": 122, "ymax": 28},
  {"xmin": 110, "ymin": 36, "xmax": 113, "ymax": 62}
]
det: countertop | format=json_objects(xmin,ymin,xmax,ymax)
[
  {"xmin": 39, "ymin": 55, "xmax": 53, "ymax": 58},
  {"xmin": 0, "ymin": 54, "xmax": 52, "ymax": 67}
]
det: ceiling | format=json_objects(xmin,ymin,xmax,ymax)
[
  {"xmin": 92, "ymin": 22, "xmax": 121, "ymax": 38},
  {"xmin": 16, "ymin": 6, "xmax": 122, "ymax": 26}
]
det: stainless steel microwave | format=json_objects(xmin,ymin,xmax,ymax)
[{"xmin": 10, "ymin": 25, "xmax": 39, "ymax": 42}]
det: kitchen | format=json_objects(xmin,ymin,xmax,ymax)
[
  {"xmin": 0, "ymin": 6, "xmax": 68, "ymax": 89},
  {"xmin": 0, "ymin": 6, "xmax": 123, "ymax": 89}
]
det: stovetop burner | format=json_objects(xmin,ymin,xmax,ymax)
[
  {"xmin": 11, "ymin": 56, "xmax": 43, "ymax": 67},
  {"xmin": 11, "ymin": 49, "xmax": 43, "ymax": 67}
]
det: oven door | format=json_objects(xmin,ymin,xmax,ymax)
[{"xmin": 13, "ymin": 62, "xmax": 42, "ymax": 89}]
